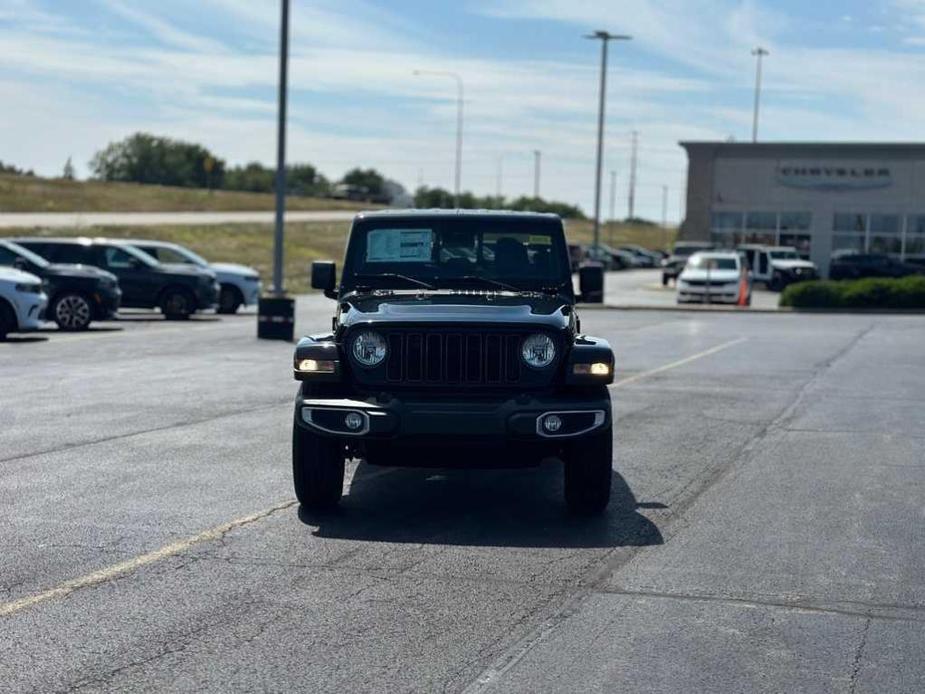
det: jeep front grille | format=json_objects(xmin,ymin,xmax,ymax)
[{"xmin": 383, "ymin": 330, "xmax": 524, "ymax": 386}]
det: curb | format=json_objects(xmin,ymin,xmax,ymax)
[{"xmin": 577, "ymin": 303, "xmax": 783, "ymax": 314}]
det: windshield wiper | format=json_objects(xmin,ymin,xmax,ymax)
[{"xmin": 352, "ymin": 273, "xmax": 436, "ymax": 290}]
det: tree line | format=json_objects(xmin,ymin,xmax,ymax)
[{"xmin": 8, "ymin": 132, "xmax": 587, "ymax": 218}]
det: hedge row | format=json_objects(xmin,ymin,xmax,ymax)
[{"xmin": 780, "ymin": 275, "xmax": 925, "ymax": 309}]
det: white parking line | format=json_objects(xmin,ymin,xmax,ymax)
[{"xmin": 611, "ymin": 337, "xmax": 748, "ymax": 388}]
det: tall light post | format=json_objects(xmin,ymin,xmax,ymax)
[
  {"xmin": 751, "ymin": 47, "xmax": 769, "ymax": 143},
  {"xmin": 586, "ymin": 30, "xmax": 632, "ymax": 251},
  {"xmin": 413, "ymin": 70, "xmax": 463, "ymax": 206},
  {"xmin": 533, "ymin": 149, "xmax": 541, "ymax": 198},
  {"xmin": 257, "ymin": 0, "xmax": 294, "ymax": 341}
]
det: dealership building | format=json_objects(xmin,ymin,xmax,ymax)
[{"xmin": 680, "ymin": 142, "xmax": 925, "ymax": 276}]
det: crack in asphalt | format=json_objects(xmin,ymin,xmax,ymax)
[
  {"xmin": 0, "ymin": 400, "xmax": 291, "ymax": 465},
  {"xmin": 848, "ymin": 617, "xmax": 872, "ymax": 694}
]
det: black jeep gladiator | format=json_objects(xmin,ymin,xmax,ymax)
[{"xmin": 292, "ymin": 210, "xmax": 615, "ymax": 514}]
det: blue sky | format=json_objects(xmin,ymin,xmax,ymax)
[{"xmin": 1, "ymin": 0, "xmax": 924, "ymax": 221}]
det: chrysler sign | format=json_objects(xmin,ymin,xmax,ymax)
[{"xmin": 776, "ymin": 164, "xmax": 892, "ymax": 191}]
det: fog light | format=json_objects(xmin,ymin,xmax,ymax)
[
  {"xmin": 543, "ymin": 414, "xmax": 562, "ymax": 433},
  {"xmin": 296, "ymin": 358, "xmax": 336, "ymax": 373},
  {"xmin": 344, "ymin": 412, "xmax": 364, "ymax": 431}
]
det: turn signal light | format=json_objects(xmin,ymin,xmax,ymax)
[
  {"xmin": 572, "ymin": 362, "xmax": 611, "ymax": 376},
  {"xmin": 296, "ymin": 358, "xmax": 336, "ymax": 373}
]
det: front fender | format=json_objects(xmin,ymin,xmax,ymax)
[
  {"xmin": 293, "ymin": 333, "xmax": 343, "ymax": 382},
  {"xmin": 565, "ymin": 335, "xmax": 615, "ymax": 386}
]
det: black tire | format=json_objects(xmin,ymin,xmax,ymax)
[
  {"xmin": 661, "ymin": 274, "xmax": 669, "ymax": 287},
  {"xmin": 51, "ymin": 293, "xmax": 93, "ymax": 331},
  {"xmin": 563, "ymin": 426, "xmax": 613, "ymax": 515},
  {"xmin": 769, "ymin": 272, "xmax": 783, "ymax": 292},
  {"xmin": 0, "ymin": 301, "xmax": 14, "ymax": 341},
  {"xmin": 217, "ymin": 285, "xmax": 242, "ymax": 315},
  {"xmin": 160, "ymin": 288, "xmax": 194, "ymax": 320},
  {"xmin": 293, "ymin": 417, "xmax": 345, "ymax": 511}
]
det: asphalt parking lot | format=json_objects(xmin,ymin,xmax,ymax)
[{"xmin": 2, "ymin": 300, "xmax": 923, "ymax": 693}]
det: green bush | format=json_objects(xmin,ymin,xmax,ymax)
[{"xmin": 780, "ymin": 275, "xmax": 925, "ymax": 309}]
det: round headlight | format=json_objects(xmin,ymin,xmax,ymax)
[
  {"xmin": 351, "ymin": 330, "xmax": 387, "ymax": 367},
  {"xmin": 522, "ymin": 333, "xmax": 556, "ymax": 368}
]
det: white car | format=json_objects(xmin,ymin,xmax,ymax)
[
  {"xmin": 124, "ymin": 240, "xmax": 262, "ymax": 314},
  {"xmin": 0, "ymin": 267, "xmax": 48, "ymax": 340},
  {"xmin": 677, "ymin": 251, "xmax": 751, "ymax": 305}
]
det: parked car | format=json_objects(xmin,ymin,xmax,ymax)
[
  {"xmin": 617, "ymin": 244, "xmax": 662, "ymax": 268},
  {"xmin": 585, "ymin": 244, "xmax": 635, "ymax": 270},
  {"xmin": 295, "ymin": 210, "xmax": 615, "ymax": 515},
  {"xmin": 737, "ymin": 245, "xmax": 817, "ymax": 291},
  {"xmin": 14, "ymin": 237, "xmax": 219, "ymax": 319},
  {"xmin": 829, "ymin": 253, "xmax": 924, "ymax": 281},
  {"xmin": 124, "ymin": 239, "xmax": 261, "ymax": 314},
  {"xmin": 677, "ymin": 251, "xmax": 751, "ymax": 305},
  {"xmin": 661, "ymin": 241, "xmax": 714, "ymax": 285},
  {"xmin": 0, "ymin": 266, "xmax": 47, "ymax": 340},
  {"xmin": 0, "ymin": 240, "xmax": 121, "ymax": 330}
]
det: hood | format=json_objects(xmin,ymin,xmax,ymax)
[
  {"xmin": 45, "ymin": 263, "xmax": 118, "ymax": 282},
  {"xmin": 770, "ymin": 259, "xmax": 815, "ymax": 271},
  {"xmin": 0, "ymin": 267, "xmax": 42, "ymax": 284},
  {"xmin": 210, "ymin": 262, "xmax": 259, "ymax": 278},
  {"xmin": 159, "ymin": 263, "xmax": 216, "ymax": 279},
  {"xmin": 339, "ymin": 292, "xmax": 571, "ymax": 331},
  {"xmin": 679, "ymin": 268, "xmax": 740, "ymax": 283}
]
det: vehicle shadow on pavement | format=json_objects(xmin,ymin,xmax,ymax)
[
  {"xmin": 2, "ymin": 335, "xmax": 49, "ymax": 343},
  {"xmin": 300, "ymin": 460, "xmax": 663, "ymax": 549}
]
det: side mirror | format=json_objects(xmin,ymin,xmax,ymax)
[
  {"xmin": 311, "ymin": 260, "xmax": 337, "ymax": 299},
  {"xmin": 13, "ymin": 257, "xmax": 28, "ymax": 271}
]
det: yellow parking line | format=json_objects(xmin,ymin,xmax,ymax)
[
  {"xmin": 0, "ymin": 500, "xmax": 296, "ymax": 618},
  {"xmin": 612, "ymin": 337, "xmax": 748, "ymax": 388}
]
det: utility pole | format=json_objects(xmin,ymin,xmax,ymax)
[
  {"xmin": 271, "ymin": 0, "xmax": 290, "ymax": 297},
  {"xmin": 661, "ymin": 185, "xmax": 668, "ymax": 227},
  {"xmin": 586, "ymin": 30, "xmax": 632, "ymax": 251},
  {"xmin": 533, "ymin": 150, "xmax": 541, "ymax": 198},
  {"xmin": 628, "ymin": 130, "xmax": 638, "ymax": 221},
  {"xmin": 413, "ymin": 70, "xmax": 464, "ymax": 205},
  {"xmin": 609, "ymin": 170, "xmax": 617, "ymax": 221},
  {"xmin": 751, "ymin": 47, "xmax": 769, "ymax": 143}
]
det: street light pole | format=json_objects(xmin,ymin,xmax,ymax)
[
  {"xmin": 271, "ymin": 0, "xmax": 290, "ymax": 296},
  {"xmin": 413, "ymin": 70, "xmax": 463, "ymax": 206},
  {"xmin": 751, "ymin": 47, "xmax": 769, "ymax": 143},
  {"xmin": 586, "ymin": 30, "xmax": 631, "ymax": 251},
  {"xmin": 533, "ymin": 149, "xmax": 541, "ymax": 198}
]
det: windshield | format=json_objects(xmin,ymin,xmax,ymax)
[
  {"xmin": 120, "ymin": 244, "xmax": 160, "ymax": 267},
  {"xmin": 140, "ymin": 244, "xmax": 208, "ymax": 267},
  {"xmin": 1, "ymin": 241, "xmax": 50, "ymax": 269},
  {"xmin": 341, "ymin": 218, "xmax": 571, "ymax": 295},
  {"xmin": 687, "ymin": 255, "xmax": 738, "ymax": 271},
  {"xmin": 769, "ymin": 250, "xmax": 800, "ymax": 260}
]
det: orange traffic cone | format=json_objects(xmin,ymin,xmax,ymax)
[{"xmin": 737, "ymin": 273, "xmax": 750, "ymax": 307}]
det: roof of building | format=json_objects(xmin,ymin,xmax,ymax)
[{"xmin": 680, "ymin": 141, "xmax": 925, "ymax": 156}]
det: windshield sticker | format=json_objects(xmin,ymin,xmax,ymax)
[
  {"xmin": 367, "ymin": 229, "xmax": 434, "ymax": 263},
  {"xmin": 528, "ymin": 234, "xmax": 552, "ymax": 245}
]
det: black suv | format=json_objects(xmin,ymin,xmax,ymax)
[
  {"xmin": 829, "ymin": 253, "xmax": 924, "ymax": 281},
  {"xmin": 0, "ymin": 240, "xmax": 121, "ymax": 330},
  {"xmin": 292, "ymin": 211, "xmax": 615, "ymax": 515},
  {"xmin": 13, "ymin": 237, "xmax": 219, "ymax": 319}
]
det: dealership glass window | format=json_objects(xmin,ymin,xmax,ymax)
[
  {"xmin": 780, "ymin": 234, "xmax": 812, "ymax": 258},
  {"xmin": 711, "ymin": 212, "xmax": 743, "ymax": 231},
  {"xmin": 906, "ymin": 215, "xmax": 925, "ymax": 258},
  {"xmin": 833, "ymin": 213, "xmax": 867, "ymax": 233},
  {"xmin": 779, "ymin": 212, "xmax": 811, "ymax": 232},
  {"xmin": 745, "ymin": 212, "xmax": 777, "ymax": 231},
  {"xmin": 832, "ymin": 233, "xmax": 866, "ymax": 255},
  {"xmin": 869, "ymin": 214, "xmax": 899, "ymax": 234}
]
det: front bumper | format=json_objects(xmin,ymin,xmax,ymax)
[
  {"xmin": 19, "ymin": 293, "xmax": 47, "ymax": 331},
  {"xmin": 243, "ymin": 280, "xmax": 262, "ymax": 306},
  {"xmin": 295, "ymin": 392, "xmax": 611, "ymax": 442},
  {"xmin": 677, "ymin": 286, "xmax": 741, "ymax": 303},
  {"xmin": 92, "ymin": 287, "xmax": 121, "ymax": 319}
]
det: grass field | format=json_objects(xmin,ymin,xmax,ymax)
[
  {"xmin": 1, "ymin": 220, "xmax": 676, "ymax": 294},
  {"xmin": 0, "ymin": 174, "xmax": 369, "ymax": 213}
]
